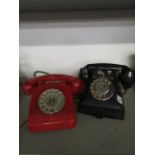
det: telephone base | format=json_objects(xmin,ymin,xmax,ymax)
[
  {"xmin": 78, "ymin": 108, "xmax": 124, "ymax": 120},
  {"xmin": 78, "ymin": 105, "xmax": 124, "ymax": 120},
  {"xmin": 28, "ymin": 116, "xmax": 76, "ymax": 132},
  {"xmin": 78, "ymin": 95, "xmax": 124, "ymax": 120}
]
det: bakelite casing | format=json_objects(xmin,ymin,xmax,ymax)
[
  {"xmin": 78, "ymin": 63, "xmax": 135, "ymax": 120},
  {"xmin": 22, "ymin": 75, "xmax": 83, "ymax": 132}
]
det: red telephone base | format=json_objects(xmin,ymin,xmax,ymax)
[
  {"xmin": 28, "ymin": 114, "xmax": 76, "ymax": 132},
  {"xmin": 28, "ymin": 83, "xmax": 77, "ymax": 132}
]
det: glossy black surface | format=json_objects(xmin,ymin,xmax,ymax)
[{"xmin": 78, "ymin": 63, "xmax": 135, "ymax": 119}]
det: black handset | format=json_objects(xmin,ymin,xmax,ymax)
[
  {"xmin": 78, "ymin": 63, "xmax": 135, "ymax": 120},
  {"xmin": 80, "ymin": 63, "xmax": 134, "ymax": 90}
]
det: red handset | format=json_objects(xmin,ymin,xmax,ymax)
[{"xmin": 22, "ymin": 74, "xmax": 83, "ymax": 132}]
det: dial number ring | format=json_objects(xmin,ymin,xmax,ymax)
[
  {"xmin": 38, "ymin": 89, "xmax": 65, "ymax": 114},
  {"xmin": 90, "ymin": 77, "xmax": 114, "ymax": 101}
]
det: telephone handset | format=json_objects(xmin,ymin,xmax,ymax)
[
  {"xmin": 22, "ymin": 74, "xmax": 83, "ymax": 96},
  {"xmin": 78, "ymin": 63, "xmax": 135, "ymax": 120},
  {"xmin": 22, "ymin": 74, "xmax": 83, "ymax": 132}
]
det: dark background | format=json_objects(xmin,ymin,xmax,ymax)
[{"xmin": 20, "ymin": 0, "xmax": 134, "ymax": 12}]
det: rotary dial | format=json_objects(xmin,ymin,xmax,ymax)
[
  {"xmin": 90, "ymin": 77, "xmax": 114, "ymax": 101},
  {"xmin": 38, "ymin": 89, "xmax": 65, "ymax": 114}
]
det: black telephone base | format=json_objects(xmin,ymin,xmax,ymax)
[
  {"xmin": 78, "ymin": 95, "xmax": 124, "ymax": 120},
  {"xmin": 78, "ymin": 105, "xmax": 124, "ymax": 120},
  {"xmin": 78, "ymin": 109, "xmax": 124, "ymax": 120}
]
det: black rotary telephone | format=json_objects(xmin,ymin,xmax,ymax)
[{"xmin": 78, "ymin": 63, "xmax": 135, "ymax": 120}]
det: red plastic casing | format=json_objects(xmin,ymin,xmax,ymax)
[{"xmin": 21, "ymin": 74, "xmax": 83, "ymax": 132}]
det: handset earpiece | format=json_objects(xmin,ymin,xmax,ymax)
[
  {"xmin": 22, "ymin": 80, "xmax": 36, "ymax": 95},
  {"xmin": 71, "ymin": 78, "xmax": 84, "ymax": 94},
  {"xmin": 119, "ymin": 68, "xmax": 135, "ymax": 90}
]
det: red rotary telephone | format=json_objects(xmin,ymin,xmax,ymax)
[{"xmin": 22, "ymin": 74, "xmax": 83, "ymax": 132}]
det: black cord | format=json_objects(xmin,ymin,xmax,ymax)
[
  {"xmin": 19, "ymin": 119, "xmax": 27, "ymax": 129},
  {"xmin": 33, "ymin": 71, "xmax": 49, "ymax": 77}
]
